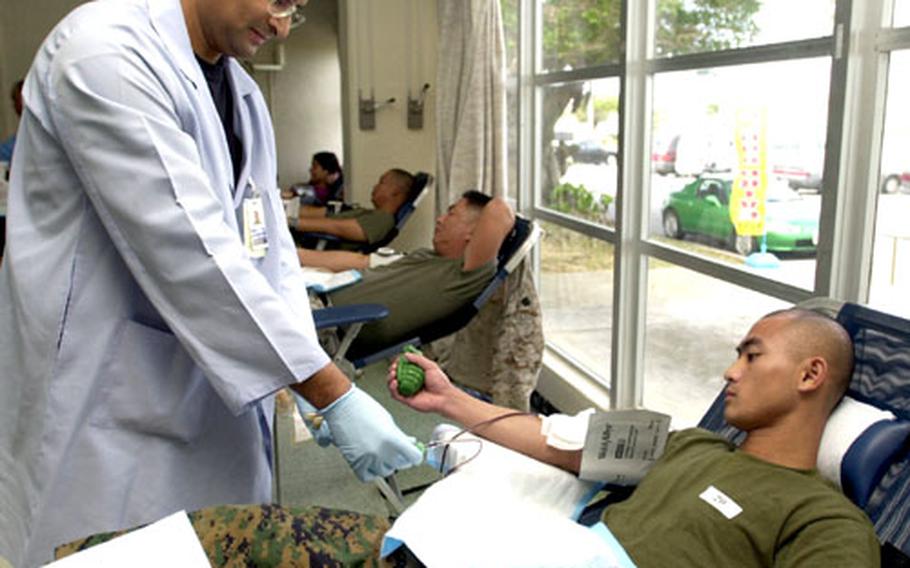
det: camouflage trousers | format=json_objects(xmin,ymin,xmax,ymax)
[
  {"xmin": 55, "ymin": 504, "xmax": 410, "ymax": 567},
  {"xmin": 430, "ymin": 259, "xmax": 543, "ymax": 411}
]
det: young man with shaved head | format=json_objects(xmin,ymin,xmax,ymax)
[
  {"xmin": 0, "ymin": 0, "xmax": 422, "ymax": 563},
  {"xmin": 390, "ymin": 308, "xmax": 880, "ymax": 567}
]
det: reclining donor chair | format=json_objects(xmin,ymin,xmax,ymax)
[
  {"xmin": 381, "ymin": 299, "xmax": 910, "ymax": 565},
  {"xmin": 311, "ymin": 214, "xmax": 542, "ymax": 370},
  {"xmin": 304, "ymin": 172, "xmax": 433, "ymax": 253}
]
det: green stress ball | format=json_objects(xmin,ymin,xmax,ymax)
[{"xmin": 397, "ymin": 345, "xmax": 426, "ymax": 397}]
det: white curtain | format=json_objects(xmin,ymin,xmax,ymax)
[{"xmin": 435, "ymin": 0, "xmax": 507, "ymax": 211}]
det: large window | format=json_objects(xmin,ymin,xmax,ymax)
[
  {"xmin": 894, "ymin": 1, "xmax": 910, "ymax": 27},
  {"xmin": 540, "ymin": 0, "xmax": 622, "ymax": 73},
  {"xmin": 649, "ymin": 59, "xmax": 829, "ymax": 290},
  {"xmin": 509, "ymin": 0, "xmax": 910, "ymax": 419},
  {"xmin": 540, "ymin": 222, "xmax": 613, "ymax": 382},
  {"xmin": 540, "ymin": 79, "xmax": 619, "ymax": 228},
  {"xmin": 654, "ymin": 0, "xmax": 835, "ymax": 56},
  {"xmin": 869, "ymin": 49, "xmax": 910, "ymax": 318}
]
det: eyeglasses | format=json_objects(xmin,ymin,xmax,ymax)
[{"xmin": 267, "ymin": 0, "xmax": 304, "ymax": 20}]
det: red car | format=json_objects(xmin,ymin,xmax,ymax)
[{"xmin": 880, "ymin": 171, "xmax": 910, "ymax": 194}]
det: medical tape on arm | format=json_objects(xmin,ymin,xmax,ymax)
[{"xmin": 539, "ymin": 408, "xmax": 595, "ymax": 450}]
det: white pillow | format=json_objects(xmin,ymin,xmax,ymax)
[{"xmin": 817, "ymin": 396, "xmax": 895, "ymax": 487}]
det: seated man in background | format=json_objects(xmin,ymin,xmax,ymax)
[
  {"xmin": 303, "ymin": 191, "xmax": 514, "ymax": 355},
  {"xmin": 388, "ymin": 308, "xmax": 880, "ymax": 567},
  {"xmin": 293, "ymin": 168, "xmax": 415, "ymax": 248}
]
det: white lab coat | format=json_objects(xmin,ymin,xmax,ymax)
[{"xmin": 0, "ymin": 0, "xmax": 330, "ymax": 564}]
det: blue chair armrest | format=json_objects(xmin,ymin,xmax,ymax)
[
  {"xmin": 841, "ymin": 419, "xmax": 910, "ymax": 509},
  {"xmin": 313, "ymin": 304, "xmax": 389, "ymax": 329},
  {"xmin": 301, "ymin": 232, "xmax": 342, "ymax": 244},
  {"xmin": 350, "ymin": 338, "xmax": 420, "ymax": 369}
]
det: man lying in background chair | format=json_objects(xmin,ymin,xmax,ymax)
[
  {"xmin": 301, "ymin": 190, "xmax": 514, "ymax": 357},
  {"xmin": 293, "ymin": 168, "xmax": 415, "ymax": 249}
]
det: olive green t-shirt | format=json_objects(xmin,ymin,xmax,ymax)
[
  {"xmin": 603, "ymin": 428, "xmax": 880, "ymax": 567},
  {"xmin": 328, "ymin": 248, "xmax": 495, "ymax": 355},
  {"xmin": 330, "ymin": 207, "xmax": 395, "ymax": 245}
]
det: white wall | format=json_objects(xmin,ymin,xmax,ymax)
[
  {"xmin": 0, "ymin": 0, "xmax": 84, "ymax": 136},
  {"xmin": 252, "ymin": 0, "xmax": 344, "ymax": 189},
  {"xmin": 0, "ymin": 0, "xmax": 441, "ymax": 253},
  {"xmin": 341, "ymin": 0, "xmax": 438, "ymax": 251}
]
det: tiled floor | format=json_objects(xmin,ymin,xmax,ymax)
[{"xmin": 274, "ymin": 361, "xmax": 443, "ymax": 516}]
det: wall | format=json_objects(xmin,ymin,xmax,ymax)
[
  {"xmin": 0, "ymin": 0, "xmax": 440, "ymax": 252},
  {"xmin": 251, "ymin": 0, "xmax": 344, "ymax": 189},
  {"xmin": 0, "ymin": 0, "xmax": 84, "ymax": 137},
  {"xmin": 341, "ymin": 0, "xmax": 438, "ymax": 251}
]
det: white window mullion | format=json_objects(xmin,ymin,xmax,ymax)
[
  {"xmin": 820, "ymin": 0, "xmax": 884, "ymax": 302},
  {"xmin": 611, "ymin": 0, "xmax": 653, "ymax": 410}
]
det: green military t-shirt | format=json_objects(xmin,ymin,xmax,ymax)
[
  {"xmin": 603, "ymin": 428, "xmax": 880, "ymax": 568},
  {"xmin": 328, "ymin": 248, "xmax": 495, "ymax": 354},
  {"xmin": 330, "ymin": 207, "xmax": 395, "ymax": 245}
]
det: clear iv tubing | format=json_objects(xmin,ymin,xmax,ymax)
[{"xmin": 424, "ymin": 411, "xmax": 534, "ymax": 476}]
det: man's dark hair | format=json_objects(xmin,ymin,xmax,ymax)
[
  {"xmin": 312, "ymin": 151, "xmax": 341, "ymax": 175},
  {"xmin": 461, "ymin": 190, "xmax": 492, "ymax": 210},
  {"xmin": 387, "ymin": 168, "xmax": 416, "ymax": 199}
]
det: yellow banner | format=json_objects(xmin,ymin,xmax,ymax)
[{"xmin": 730, "ymin": 109, "xmax": 767, "ymax": 237}]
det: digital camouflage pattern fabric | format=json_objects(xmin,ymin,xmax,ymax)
[{"xmin": 55, "ymin": 504, "xmax": 392, "ymax": 567}]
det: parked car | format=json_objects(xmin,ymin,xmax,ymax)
[
  {"xmin": 568, "ymin": 139, "xmax": 617, "ymax": 165},
  {"xmin": 770, "ymin": 142, "xmax": 824, "ymax": 191},
  {"xmin": 880, "ymin": 171, "xmax": 910, "ymax": 194},
  {"xmin": 661, "ymin": 175, "xmax": 819, "ymax": 256},
  {"xmin": 652, "ymin": 135, "xmax": 679, "ymax": 175},
  {"xmin": 773, "ymin": 163, "xmax": 822, "ymax": 191},
  {"xmin": 652, "ymin": 133, "xmax": 733, "ymax": 176}
]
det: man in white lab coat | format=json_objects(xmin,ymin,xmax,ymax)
[{"xmin": 0, "ymin": 0, "xmax": 422, "ymax": 565}]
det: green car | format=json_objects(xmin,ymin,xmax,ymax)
[{"xmin": 662, "ymin": 175, "xmax": 819, "ymax": 256}]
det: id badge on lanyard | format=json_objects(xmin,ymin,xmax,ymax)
[{"xmin": 243, "ymin": 179, "xmax": 269, "ymax": 258}]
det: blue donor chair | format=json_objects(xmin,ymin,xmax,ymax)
[{"xmin": 307, "ymin": 172, "xmax": 432, "ymax": 253}]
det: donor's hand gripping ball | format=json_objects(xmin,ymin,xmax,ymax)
[{"xmin": 397, "ymin": 345, "xmax": 426, "ymax": 397}]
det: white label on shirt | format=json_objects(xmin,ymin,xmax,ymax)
[{"xmin": 699, "ymin": 485, "xmax": 742, "ymax": 520}]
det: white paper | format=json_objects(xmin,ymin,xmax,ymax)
[
  {"xmin": 299, "ymin": 268, "xmax": 361, "ymax": 292},
  {"xmin": 579, "ymin": 409, "xmax": 671, "ymax": 484},
  {"xmin": 44, "ymin": 511, "xmax": 209, "ymax": 568},
  {"xmin": 382, "ymin": 424, "xmax": 619, "ymax": 568}
]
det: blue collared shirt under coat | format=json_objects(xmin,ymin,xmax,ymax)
[{"xmin": 0, "ymin": 0, "xmax": 330, "ymax": 564}]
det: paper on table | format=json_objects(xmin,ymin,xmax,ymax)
[
  {"xmin": 44, "ymin": 511, "xmax": 209, "ymax": 568},
  {"xmin": 300, "ymin": 268, "xmax": 362, "ymax": 293}
]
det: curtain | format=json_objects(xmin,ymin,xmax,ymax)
[{"xmin": 435, "ymin": 0, "xmax": 507, "ymax": 211}]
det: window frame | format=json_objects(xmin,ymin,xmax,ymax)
[{"xmin": 511, "ymin": 0, "xmax": 904, "ymax": 411}]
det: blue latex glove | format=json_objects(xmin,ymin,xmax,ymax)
[
  {"xmin": 320, "ymin": 385, "xmax": 424, "ymax": 482},
  {"xmin": 292, "ymin": 392, "xmax": 334, "ymax": 447}
]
